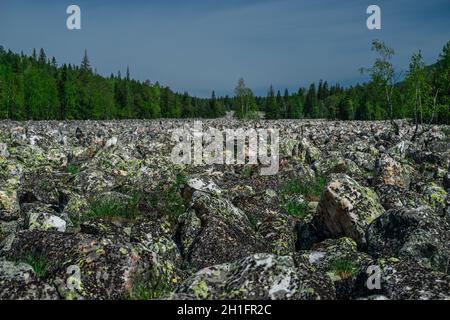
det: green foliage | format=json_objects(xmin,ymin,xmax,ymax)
[
  {"xmin": 330, "ymin": 258, "xmax": 357, "ymax": 279},
  {"xmin": 282, "ymin": 200, "xmax": 308, "ymax": 218},
  {"xmin": 129, "ymin": 271, "xmax": 171, "ymax": 300},
  {"xmin": 1, "ymin": 41, "xmax": 449, "ymax": 124},
  {"xmin": 234, "ymin": 78, "xmax": 258, "ymax": 119},
  {"xmin": 241, "ymin": 166, "xmax": 253, "ymax": 178},
  {"xmin": 163, "ymin": 175, "xmax": 187, "ymax": 221},
  {"xmin": 265, "ymin": 85, "xmax": 279, "ymax": 119},
  {"xmin": 0, "ymin": 47, "xmax": 224, "ymax": 120},
  {"xmin": 280, "ymin": 177, "xmax": 326, "ymax": 218},
  {"xmin": 24, "ymin": 252, "xmax": 49, "ymax": 279},
  {"xmin": 240, "ymin": 110, "xmax": 261, "ymax": 121},
  {"xmin": 148, "ymin": 173, "xmax": 187, "ymax": 222},
  {"xmin": 66, "ymin": 164, "xmax": 79, "ymax": 174},
  {"xmin": 87, "ymin": 194, "xmax": 140, "ymax": 220},
  {"xmin": 282, "ymin": 177, "xmax": 327, "ymax": 199},
  {"xmin": 173, "ymin": 173, "xmax": 188, "ymax": 190},
  {"xmin": 246, "ymin": 213, "xmax": 258, "ymax": 231}
]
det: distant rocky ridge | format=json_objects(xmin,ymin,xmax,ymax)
[{"xmin": 0, "ymin": 119, "xmax": 449, "ymax": 300}]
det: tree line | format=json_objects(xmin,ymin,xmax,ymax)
[
  {"xmin": 0, "ymin": 48, "xmax": 227, "ymax": 120},
  {"xmin": 233, "ymin": 40, "xmax": 449, "ymax": 125},
  {"xmin": 0, "ymin": 40, "xmax": 449, "ymax": 124}
]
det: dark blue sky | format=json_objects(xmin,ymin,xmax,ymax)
[{"xmin": 1, "ymin": 0, "xmax": 449, "ymax": 97}]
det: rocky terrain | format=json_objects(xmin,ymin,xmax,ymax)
[{"xmin": 0, "ymin": 119, "xmax": 449, "ymax": 300}]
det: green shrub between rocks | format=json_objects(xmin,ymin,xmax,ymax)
[
  {"xmin": 280, "ymin": 176, "xmax": 327, "ymax": 218},
  {"xmin": 246, "ymin": 213, "xmax": 258, "ymax": 231},
  {"xmin": 282, "ymin": 200, "xmax": 309, "ymax": 218},
  {"xmin": 149, "ymin": 173, "xmax": 187, "ymax": 223},
  {"xmin": 24, "ymin": 252, "xmax": 49, "ymax": 279},
  {"xmin": 86, "ymin": 194, "xmax": 140, "ymax": 220},
  {"xmin": 84, "ymin": 173, "xmax": 186, "ymax": 223},
  {"xmin": 129, "ymin": 270, "xmax": 171, "ymax": 300},
  {"xmin": 282, "ymin": 176, "xmax": 327, "ymax": 199},
  {"xmin": 330, "ymin": 258, "xmax": 357, "ymax": 279},
  {"xmin": 66, "ymin": 164, "xmax": 79, "ymax": 174}
]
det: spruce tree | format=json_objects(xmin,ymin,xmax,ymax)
[
  {"xmin": 81, "ymin": 49, "xmax": 91, "ymax": 71},
  {"xmin": 305, "ymin": 83, "xmax": 317, "ymax": 117},
  {"xmin": 38, "ymin": 48, "xmax": 46, "ymax": 65}
]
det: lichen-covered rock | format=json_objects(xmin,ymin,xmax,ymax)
[
  {"xmin": 344, "ymin": 149, "xmax": 378, "ymax": 173},
  {"xmin": 314, "ymin": 174, "xmax": 385, "ymax": 247},
  {"xmin": 258, "ymin": 209, "xmax": 297, "ymax": 256},
  {"xmin": 62, "ymin": 193, "xmax": 90, "ymax": 229},
  {"xmin": 409, "ymin": 150, "xmax": 443, "ymax": 165},
  {"xmin": 419, "ymin": 183, "xmax": 447, "ymax": 216},
  {"xmin": 172, "ymin": 253, "xmax": 335, "ymax": 300},
  {"xmin": 130, "ymin": 217, "xmax": 184, "ymax": 286},
  {"xmin": 446, "ymin": 193, "xmax": 450, "ymax": 222},
  {"xmin": 176, "ymin": 207, "xmax": 202, "ymax": 258},
  {"xmin": 374, "ymin": 154, "xmax": 412, "ymax": 189},
  {"xmin": 313, "ymin": 157, "xmax": 364, "ymax": 181},
  {"xmin": 17, "ymin": 169, "xmax": 66, "ymax": 206},
  {"xmin": 298, "ymin": 238, "xmax": 372, "ymax": 299},
  {"xmin": 20, "ymin": 202, "xmax": 70, "ymax": 232},
  {"xmin": 375, "ymin": 184, "xmax": 429, "ymax": 211},
  {"xmin": 0, "ymin": 143, "xmax": 9, "ymax": 158},
  {"xmin": 298, "ymin": 138, "xmax": 321, "ymax": 164},
  {"xmin": 444, "ymin": 172, "xmax": 450, "ymax": 191},
  {"xmin": 0, "ymin": 189, "xmax": 20, "ymax": 221},
  {"xmin": 182, "ymin": 177, "xmax": 221, "ymax": 200},
  {"xmin": 0, "ymin": 260, "xmax": 59, "ymax": 300},
  {"xmin": 80, "ymin": 218, "xmax": 132, "ymax": 243},
  {"xmin": 354, "ymin": 260, "xmax": 450, "ymax": 300},
  {"xmin": 29, "ymin": 212, "xmax": 67, "ymax": 232},
  {"xmin": 6, "ymin": 231, "xmax": 141, "ymax": 300},
  {"xmin": 379, "ymin": 261, "xmax": 450, "ymax": 300},
  {"xmin": 0, "ymin": 220, "xmax": 18, "ymax": 242},
  {"xmin": 178, "ymin": 189, "xmax": 263, "ymax": 270},
  {"xmin": 0, "ymin": 119, "xmax": 448, "ymax": 300},
  {"xmin": 366, "ymin": 206, "xmax": 450, "ymax": 274}
]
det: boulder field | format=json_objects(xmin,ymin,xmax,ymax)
[{"xmin": 0, "ymin": 119, "xmax": 449, "ymax": 300}]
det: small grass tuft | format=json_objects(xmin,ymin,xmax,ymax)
[
  {"xmin": 87, "ymin": 195, "xmax": 140, "ymax": 220},
  {"xmin": 247, "ymin": 214, "xmax": 258, "ymax": 231},
  {"xmin": 129, "ymin": 271, "xmax": 171, "ymax": 300},
  {"xmin": 160, "ymin": 172, "xmax": 187, "ymax": 222},
  {"xmin": 280, "ymin": 177, "xmax": 327, "ymax": 217},
  {"xmin": 282, "ymin": 177, "xmax": 327, "ymax": 199},
  {"xmin": 66, "ymin": 164, "xmax": 79, "ymax": 174},
  {"xmin": 24, "ymin": 252, "xmax": 49, "ymax": 279},
  {"xmin": 282, "ymin": 200, "xmax": 308, "ymax": 218},
  {"xmin": 330, "ymin": 258, "xmax": 357, "ymax": 279},
  {"xmin": 241, "ymin": 166, "xmax": 253, "ymax": 178}
]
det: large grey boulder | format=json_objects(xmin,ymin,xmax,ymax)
[
  {"xmin": 314, "ymin": 174, "xmax": 385, "ymax": 247},
  {"xmin": 0, "ymin": 260, "xmax": 59, "ymax": 300},
  {"xmin": 5, "ymin": 231, "xmax": 141, "ymax": 300},
  {"xmin": 374, "ymin": 154, "xmax": 413, "ymax": 189},
  {"xmin": 178, "ymin": 186, "xmax": 263, "ymax": 270},
  {"xmin": 172, "ymin": 253, "xmax": 335, "ymax": 300},
  {"xmin": 366, "ymin": 206, "xmax": 450, "ymax": 274},
  {"xmin": 354, "ymin": 260, "xmax": 450, "ymax": 300}
]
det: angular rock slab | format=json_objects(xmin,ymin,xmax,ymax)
[
  {"xmin": 366, "ymin": 206, "xmax": 450, "ymax": 274},
  {"xmin": 315, "ymin": 174, "xmax": 385, "ymax": 247},
  {"xmin": 0, "ymin": 260, "xmax": 59, "ymax": 300},
  {"xmin": 178, "ymin": 189, "xmax": 263, "ymax": 270},
  {"xmin": 6, "ymin": 231, "xmax": 141, "ymax": 299},
  {"xmin": 173, "ymin": 253, "xmax": 335, "ymax": 300}
]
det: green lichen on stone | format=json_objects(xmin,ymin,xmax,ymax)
[{"xmin": 193, "ymin": 280, "xmax": 209, "ymax": 299}]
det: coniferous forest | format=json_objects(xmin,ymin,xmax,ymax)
[{"xmin": 0, "ymin": 40, "xmax": 449, "ymax": 123}]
